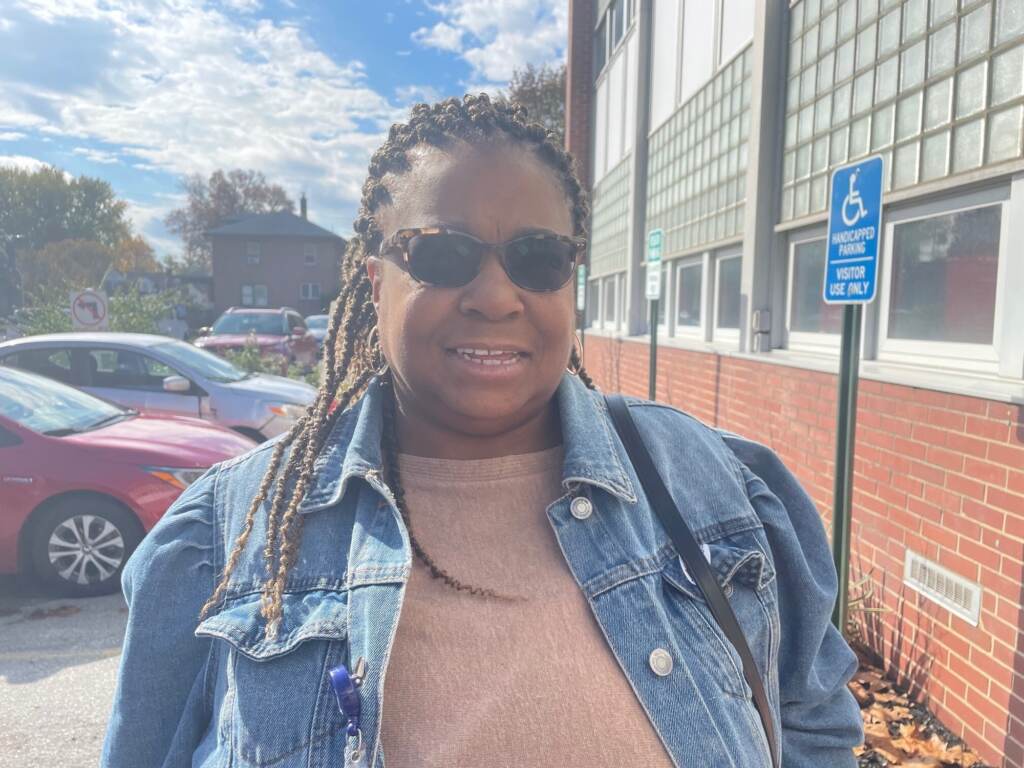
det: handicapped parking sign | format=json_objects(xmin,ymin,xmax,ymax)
[{"xmin": 824, "ymin": 156, "xmax": 883, "ymax": 304}]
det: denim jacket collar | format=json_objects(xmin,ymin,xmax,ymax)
[{"xmin": 297, "ymin": 373, "xmax": 636, "ymax": 514}]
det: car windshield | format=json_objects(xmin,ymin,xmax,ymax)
[
  {"xmin": 306, "ymin": 315, "xmax": 328, "ymax": 330},
  {"xmin": 0, "ymin": 368, "xmax": 129, "ymax": 435},
  {"xmin": 211, "ymin": 313, "xmax": 285, "ymax": 335},
  {"xmin": 153, "ymin": 340, "xmax": 250, "ymax": 383}
]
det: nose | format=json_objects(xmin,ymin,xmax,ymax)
[{"xmin": 457, "ymin": 250, "xmax": 525, "ymax": 321}]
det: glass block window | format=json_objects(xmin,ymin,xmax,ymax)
[
  {"xmin": 646, "ymin": 44, "xmax": 753, "ymax": 258},
  {"xmin": 887, "ymin": 204, "xmax": 1000, "ymax": 345},
  {"xmin": 589, "ymin": 155, "xmax": 631, "ymax": 277},
  {"xmin": 783, "ymin": 0, "xmax": 1024, "ymax": 221}
]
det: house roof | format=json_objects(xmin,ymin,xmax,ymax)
[{"xmin": 205, "ymin": 210, "xmax": 344, "ymax": 240}]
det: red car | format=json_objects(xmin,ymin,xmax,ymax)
[
  {"xmin": 194, "ymin": 306, "xmax": 319, "ymax": 367},
  {"xmin": 0, "ymin": 366, "xmax": 256, "ymax": 596}
]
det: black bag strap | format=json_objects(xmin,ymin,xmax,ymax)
[{"xmin": 604, "ymin": 395, "xmax": 780, "ymax": 768}]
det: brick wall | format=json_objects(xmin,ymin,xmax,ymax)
[
  {"xmin": 582, "ymin": 332, "xmax": 1024, "ymax": 767},
  {"xmin": 211, "ymin": 236, "xmax": 343, "ymax": 315}
]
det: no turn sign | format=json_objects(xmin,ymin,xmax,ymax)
[{"xmin": 70, "ymin": 289, "xmax": 109, "ymax": 331}]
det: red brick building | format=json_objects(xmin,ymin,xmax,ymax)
[
  {"xmin": 207, "ymin": 198, "xmax": 345, "ymax": 316},
  {"xmin": 570, "ymin": 1, "xmax": 1024, "ymax": 764}
]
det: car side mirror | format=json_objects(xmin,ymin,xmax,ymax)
[
  {"xmin": 163, "ymin": 375, "xmax": 192, "ymax": 393},
  {"xmin": 197, "ymin": 326, "xmax": 211, "ymax": 336}
]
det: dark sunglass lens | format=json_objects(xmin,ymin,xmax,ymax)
[
  {"xmin": 504, "ymin": 238, "xmax": 575, "ymax": 291},
  {"xmin": 407, "ymin": 233, "xmax": 483, "ymax": 287}
]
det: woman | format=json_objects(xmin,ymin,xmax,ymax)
[{"xmin": 102, "ymin": 95, "xmax": 863, "ymax": 768}]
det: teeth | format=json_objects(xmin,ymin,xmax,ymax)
[
  {"xmin": 455, "ymin": 348, "xmax": 519, "ymax": 357},
  {"xmin": 457, "ymin": 350, "xmax": 522, "ymax": 366}
]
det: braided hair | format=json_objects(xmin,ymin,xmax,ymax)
[{"xmin": 200, "ymin": 94, "xmax": 596, "ymax": 636}]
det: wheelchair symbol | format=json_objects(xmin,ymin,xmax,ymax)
[{"xmin": 841, "ymin": 169, "xmax": 868, "ymax": 227}]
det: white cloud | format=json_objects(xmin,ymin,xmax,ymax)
[
  {"xmin": 3, "ymin": 0, "xmax": 407, "ymax": 235},
  {"xmin": 412, "ymin": 21, "xmax": 464, "ymax": 53},
  {"xmin": 412, "ymin": 0, "xmax": 567, "ymax": 85},
  {"xmin": 394, "ymin": 84, "xmax": 442, "ymax": 105},
  {"xmin": 124, "ymin": 196, "xmax": 184, "ymax": 259},
  {"xmin": 0, "ymin": 154, "xmax": 52, "ymax": 172},
  {"xmin": 0, "ymin": 132, "xmax": 26, "ymax": 141},
  {"xmin": 73, "ymin": 146, "xmax": 120, "ymax": 164},
  {"xmin": 221, "ymin": 0, "xmax": 262, "ymax": 11}
]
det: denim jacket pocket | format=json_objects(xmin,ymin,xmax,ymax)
[
  {"xmin": 658, "ymin": 534, "xmax": 778, "ymax": 700},
  {"xmin": 196, "ymin": 589, "xmax": 350, "ymax": 767}
]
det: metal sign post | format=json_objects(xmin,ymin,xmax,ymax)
[
  {"xmin": 824, "ymin": 156, "xmax": 883, "ymax": 633},
  {"xmin": 646, "ymin": 229, "xmax": 663, "ymax": 401}
]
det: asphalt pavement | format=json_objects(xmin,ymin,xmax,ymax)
[{"xmin": 0, "ymin": 575, "xmax": 127, "ymax": 767}]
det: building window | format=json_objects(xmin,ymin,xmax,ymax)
[
  {"xmin": 611, "ymin": 0, "xmax": 625, "ymax": 48},
  {"xmin": 304, "ymin": 243, "xmax": 317, "ymax": 266},
  {"xmin": 787, "ymin": 238, "xmax": 843, "ymax": 349},
  {"xmin": 674, "ymin": 259, "xmax": 704, "ymax": 336},
  {"xmin": 242, "ymin": 284, "xmax": 268, "ymax": 307},
  {"xmin": 714, "ymin": 254, "xmax": 742, "ymax": 339},
  {"xmin": 300, "ymin": 282, "xmax": 321, "ymax": 301},
  {"xmin": 887, "ymin": 205, "xmax": 1000, "ymax": 345},
  {"xmin": 603, "ymin": 276, "xmax": 618, "ymax": 327},
  {"xmin": 246, "ymin": 241, "xmax": 261, "ymax": 265},
  {"xmin": 594, "ymin": 16, "xmax": 607, "ymax": 75},
  {"xmin": 586, "ymin": 280, "xmax": 601, "ymax": 328}
]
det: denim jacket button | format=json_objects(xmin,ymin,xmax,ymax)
[
  {"xmin": 649, "ymin": 648, "xmax": 673, "ymax": 677},
  {"xmin": 569, "ymin": 497, "xmax": 593, "ymax": 520}
]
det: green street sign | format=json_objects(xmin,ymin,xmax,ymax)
[{"xmin": 646, "ymin": 228, "xmax": 663, "ymax": 300}]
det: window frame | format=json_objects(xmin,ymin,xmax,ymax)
[
  {"xmin": 671, "ymin": 255, "xmax": 708, "ymax": 341},
  {"xmin": 877, "ymin": 192, "xmax": 1010, "ymax": 375},
  {"xmin": 786, "ymin": 234, "xmax": 842, "ymax": 353},
  {"xmin": 655, "ymin": 259, "xmax": 671, "ymax": 336},
  {"xmin": 242, "ymin": 284, "xmax": 269, "ymax": 307},
  {"xmin": 303, "ymin": 242, "xmax": 317, "ymax": 266},
  {"xmin": 300, "ymin": 282, "xmax": 321, "ymax": 301},
  {"xmin": 712, "ymin": 250, "xmax": 742, "ymax": 344},
  {"xmin": 246, "ymin": 241, "xmax": 261, "ymax": 265}
]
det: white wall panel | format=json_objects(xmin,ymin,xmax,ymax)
[
  {"xmin": 680, "ymin": 0, "xmax": 715, "ymax": 104},
  {"xmin": 594, "ymin": 74, "xmax": 609, "ymax": 183},
  {"xmin": 650, "ymin": 0, "xmax": 681, "ymax": 130},
  {"xmin": 625, "ymin": 31, "xmax": 639, "ymax": 150},
  {"xmin": 607, "ymin": 52, "xmax": 626, "ymax": 169}
]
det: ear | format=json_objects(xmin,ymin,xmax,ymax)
[{"xmin": 366, "ymin": 256, "xmax": 384, "ymax": 306}]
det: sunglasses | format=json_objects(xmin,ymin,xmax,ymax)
[{"xmin": 378, "ymin": 226, "xmax": 586, "ymax": 292}]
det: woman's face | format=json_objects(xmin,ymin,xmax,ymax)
[{"xmin": 368, "ymin": 141, "xmax": 576, "ymax": 442}]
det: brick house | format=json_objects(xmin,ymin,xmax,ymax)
[
  {"xmin": 571, "ymin": 1, "xmax": 1024, "ymax": 764},
  {"xmin": 206, "ymin": 197, "xmax": 345, "ymax": 316}
]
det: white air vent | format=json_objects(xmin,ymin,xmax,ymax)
[{"xmin": 903, "ymin": 550, "xmax": 982, "ymax": 626}]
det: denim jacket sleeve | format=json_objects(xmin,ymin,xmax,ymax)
[
  {"xmin": 721, "ymin": 433, "xmax": 864, "ymax": 768},
  {"xmin": 101, "ymin": 466, "xmax": 219, "ymax": 768}
]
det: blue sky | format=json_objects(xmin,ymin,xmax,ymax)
[{"xmin": 0, "ymin": 0, "xmax": 567, "ymax": 259}]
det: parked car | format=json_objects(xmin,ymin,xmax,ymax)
[
  {"xmin": 0, "ymin": 332, "xmax": 316, "ymax": 441},
  {"xmin": 305, "ymin": 314, "xmax": 329, "ymax": 348},
  {"xmin": 194, "ymin": 306, "xmax": 319, "ymax": 367},
  {"xmin": 0, "ymin": 366, "xmax": 255, "ymax": 596}
]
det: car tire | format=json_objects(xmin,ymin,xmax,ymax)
[{"xmin": 28, "ymin": 497, "xmax": 144, "ymax": 598}]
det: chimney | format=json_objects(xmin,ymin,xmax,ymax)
[{"xmin": 300, "ymin": 193, "xmax": 308, "ymax": 220}]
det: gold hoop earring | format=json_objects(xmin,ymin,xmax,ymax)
[{"xmin": 567, "ymin": 333, "xmax": 583, "ymax": 374}]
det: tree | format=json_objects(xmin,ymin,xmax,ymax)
[
  {"xmin": 0, "ymin": 166, "xmax": 132, "ymax": 254},
  {"xmin": 502, "ymin": 63, "xmax": 566, "ymax": 143},
  {"xmin": 17, "ymin": 239, "xmax": 114, "ymax": 295},
  {"xmin": 164, "ymin": 169, "xmax": 294, "ymax": 273},
  {"xmin": 112, "ymin": 235, "xmax": 159, "ymax": 273}
]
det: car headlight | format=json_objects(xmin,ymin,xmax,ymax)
[
  {"xmin": 145, "ymin": 466, "xmax": 208, "ymax": 491},
  {"xmin": 268, "ymin": 402, "xmax": 308, "ymax": 421}
]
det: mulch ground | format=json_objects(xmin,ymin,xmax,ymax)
[{"xmin": 849, "ymin": 646, "xmax": 992, "ymax": 767}]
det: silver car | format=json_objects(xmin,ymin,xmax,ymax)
[{"xmin": 0, "ymin": 332, "xmax": 316, "ymax": 441}]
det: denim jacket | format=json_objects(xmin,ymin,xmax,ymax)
[{"xmin": 102, "ymin": 374, "xmax": 863, "ymax": 768}]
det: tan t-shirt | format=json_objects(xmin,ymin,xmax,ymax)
[{"xmin": 378, "ymin": 446, "xmax": 675, "ymax": 767}]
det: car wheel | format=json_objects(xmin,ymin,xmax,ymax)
[{"xmin": 28, "ymin": 498, "xmax": 144, "ymax": 598}]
